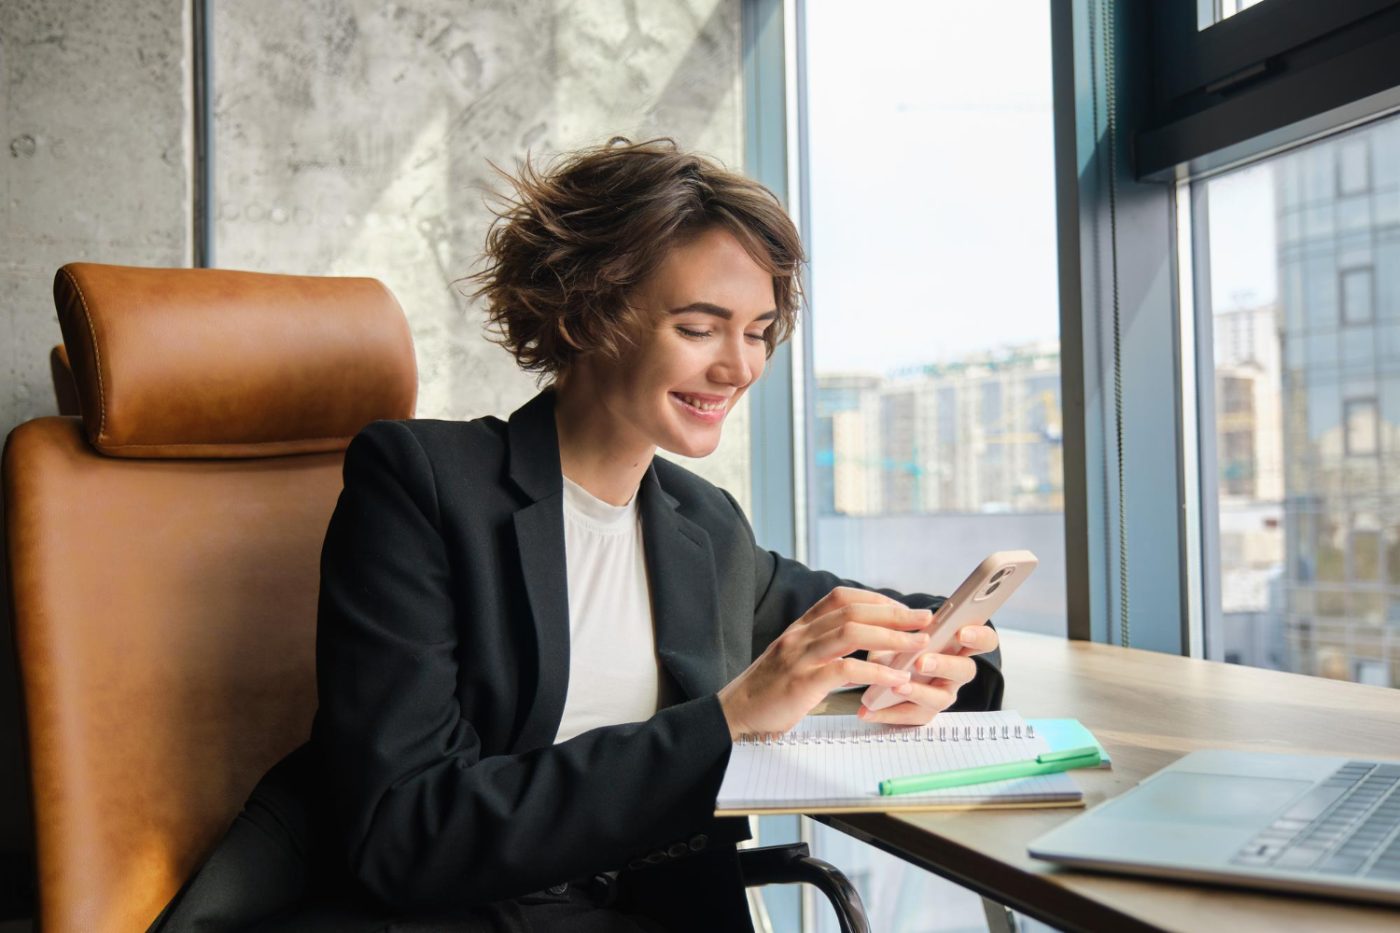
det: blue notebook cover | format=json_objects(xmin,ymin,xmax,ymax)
[{"xmin": 1026, "ymin": 718, "xmax": 1111, "ymax": 768}]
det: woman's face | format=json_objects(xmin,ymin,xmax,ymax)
[{"xmin": 572, "ymin": 226, "xmax": 778, "ymax": 460}]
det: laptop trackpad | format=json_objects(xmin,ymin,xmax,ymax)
[{"xmin": 1096, "ymin": 772, "xmax": 1312, "ymax": 828}]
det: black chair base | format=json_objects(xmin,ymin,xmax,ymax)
[{"xmin": 738, "ymin": 843, "xmax": 870, "ymax": 933}]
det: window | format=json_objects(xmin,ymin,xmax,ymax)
[
  {"xmin": 1199, "ymin": 115, "xmax": 1400, "ymax": 684},
  {"xmin": 1350, "ymin": 519, "xmax": 1382, "ymax": 581},
  {"xmin": 1338, "ymin": 140, "xmax": 1372, "ymax": 195},
  {"xmin": 1212, "ymin": 0, "xmax": 1273, "ymax": 26},
  {"xmin": 1340, "ymin": 266, "xmax": 1375, "ymax": 326},
  {"xmin": 802, "ymin": 0, "xmax": 1064, "ymax": 638},
  {"xmin": 797, "ymin": 2, "xmax": 1061, "ymax": 928},
  {"xmin": 1344, "ymin": 397, "xmax": 1379, "ymax": 457},
  {"xmin": 1355, "ymin": 658, "xmax": 1392, "ymax": 686}
]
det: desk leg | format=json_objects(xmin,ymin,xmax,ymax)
[{"xmin": 981, "ymin": 897, "xmax": 1019, "ymax": 933}]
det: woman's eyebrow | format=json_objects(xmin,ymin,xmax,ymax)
[{"xmin": 669, "ymin": 302, "xmax": 778, "ymax": 321}]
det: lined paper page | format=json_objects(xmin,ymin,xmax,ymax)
[{"xmin": 717, "ymin": 711, "xmax": 1082, "ymax": 811}]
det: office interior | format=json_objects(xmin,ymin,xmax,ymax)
[{"xmin": 3, "ymin": 1, "xmax": 1400, "ymax": 930}]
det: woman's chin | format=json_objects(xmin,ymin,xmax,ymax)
[{"xmin": 661, "ymin": 431, "xmax": 723, "ymax": 460}]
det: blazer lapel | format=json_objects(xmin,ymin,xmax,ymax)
[
  {"xmin": 503, "ymin": 390, "xmax": 728, "ymax": 747},
  {"xmin": 638, "ymin": 465, "xmax": 726, "ymax": 702},
  {"xmin": 506, "ymin": 391, "xmax": 571, "ymax": 752}
]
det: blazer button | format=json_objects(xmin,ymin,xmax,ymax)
[
  {"xmin": 645, "ymin": 850, "xmax": 667, "ymax": 864},
  {"xmin": 689, "ymin": 834, "xmax": 708, "ymax": 852},
  {"xmin": 668, "ymin": 842, "xmax": 689, "ymax": 858},
  {"xmin": 548, "ymin": 882, "xmax": 568, "ymax": 895}
]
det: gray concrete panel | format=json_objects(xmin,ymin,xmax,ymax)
[
  {"xmin": 213, "ymin": 0, "xmax": 751, "ymax": 508},
  {"xmin": 1, "ymin": 0, "xmax": 190, "ymax": 433}
]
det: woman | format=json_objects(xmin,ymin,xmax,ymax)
[{"xmin": 156, "ymin": 138, "xmax": 1002, "ymax": 932}]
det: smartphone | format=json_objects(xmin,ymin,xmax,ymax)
[{"xmin": 861, "ymin": 549, "xmax": 1038, "ymax": 712}]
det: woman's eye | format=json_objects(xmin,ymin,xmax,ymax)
[
  {"xmin": 677, "ymin": 326, "xmax": 712, "ymax": 339},
  {"xmin": 744, "ymin": 332, "xmax": 767, "ymax": 343}
]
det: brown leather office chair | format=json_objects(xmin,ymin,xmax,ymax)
[
  {"xmin": 11, "ymin": 263, "xmax": 870, "ymax": 933},
  {"xmin": 4, "ymin": 262, "xmax": 417, "ymax": 930},
  {"xmin": 48, "ymin": 345, "xmax": 80, "ymax": 417}
]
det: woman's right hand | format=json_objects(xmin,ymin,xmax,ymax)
[{"xmin": 716, "ymin": 587, "xmax": 933, "ymax": 740}]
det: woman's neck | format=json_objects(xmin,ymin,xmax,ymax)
[{"xmin": 552, "ymin": 378, "xmax": 653, "ymax": 506}]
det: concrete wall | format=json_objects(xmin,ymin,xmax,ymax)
[
  {"xmin": 214, "ymin": 0, "xmax": 751, "ymax": 503},
  {"xmin": 1, "ymin": 0, "xmax": 747, "ymax": 914},
  {"xmin": 1, "ymin": 0, "xmax": 192, "ymax": 442}
]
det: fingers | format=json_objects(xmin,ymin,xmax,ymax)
[
  {"xmin": 854, "ymin": 650, "xmax": 981, "ymax": 723},
  {"xmin": 914, "ymin": 651, "xmax": 978, "ymax": 686},
  {"xmin": 857, "ymin": 674, "xmax": 959, "ymax": 723},
  {"xmin": 795, "ymin": 586, "xmax": 905, "ymax": 626},
  {"xmin": 807, "ymin": 619, "xmax": 930, "ymax": 663},
  {"xmin": 858, "ymin": 689, "xmax": 956, "ymax": 725},
  {"xmin": 947, "ymin": 623, "xmax": 999, "ymax": 657},
  {"xmin": 865, "ymin": 648, "xmax": 896, "ymax": 666},
  {"xmin": 810, "ymin": 602, "xmax": 934, "ymax": 640},
  {"xmin": 828, "ymin": 656, "xmax": 914, "ymax": 693}
]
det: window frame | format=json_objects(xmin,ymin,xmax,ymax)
[
  {"xmin": 1340, "ymin": 265, "xmax": 1376, "ymax": 326},
  {"xmin": 1140, "ymin": 0, "xmax": 1400, "ymax": 182},
  {"xmin": 1050, "ymin": 0, "xmax": 1400, "ymax": 660}
]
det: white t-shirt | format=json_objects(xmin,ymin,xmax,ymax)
[{"xmin": 553, "ymin": 475, "xmax": 661, "ymax": 743}]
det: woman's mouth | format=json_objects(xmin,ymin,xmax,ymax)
[{"xmin": 670, "ymin": 392, "xmax": 729, "ymax": 423}]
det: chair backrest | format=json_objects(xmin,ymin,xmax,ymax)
[
  {"xmin": 49, "ymin": 344, "xmax": 79, "ymax": 416},
  {"xmin": 2, "ymin": 263, "xmax": 416, "ymax": 931}
]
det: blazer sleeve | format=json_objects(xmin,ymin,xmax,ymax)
[
  {"xmin": 313, "ymin": 422, "xmax": 735, "ymax": 912},
  {"xmin": 722, "ymin": 492, "xmax": 1005, "ymax": 713}
]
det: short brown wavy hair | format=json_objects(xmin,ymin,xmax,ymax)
[{"xmin": 471, "ymin": 138, "xmax": 804, "ymax": 379}]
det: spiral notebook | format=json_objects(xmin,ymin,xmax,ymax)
[{"xmin": 715, "ymin": 710, "xmax": 1085, "ymax": 815}]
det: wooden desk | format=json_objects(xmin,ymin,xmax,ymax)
[{"xmin": 815, "ymin": 629, "xmax": 1400, "ymax": 932}]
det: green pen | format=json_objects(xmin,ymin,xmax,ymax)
[{"xmin": 877, "ymin": 746, "xmax": 1102, "ymax": 796}]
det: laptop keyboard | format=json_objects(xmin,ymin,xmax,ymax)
[{"xmin": 1231, "ymin": 761, "xmax": 1400, "ymax": 881}]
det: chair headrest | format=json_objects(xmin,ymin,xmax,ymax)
[{"xmin": 54, "ymin": 262, "xmax": 418, "ymax": 458}]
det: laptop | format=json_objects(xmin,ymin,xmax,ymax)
[{"xmin": 1027, "ymin": 749, "xmax": 1400, "ymax": 906}]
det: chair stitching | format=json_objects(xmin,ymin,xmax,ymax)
[
  {"xmin": 97, "ymin": 435, "xmax": 353, "ymax": 450},
  {"xmin": 61, "ymin": 267, "xmax": 106, "ymax": 439}
]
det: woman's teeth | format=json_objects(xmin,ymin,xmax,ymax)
[{"xmin": 676, "ymin": 393, "xmax": 726, "ymax": 412}]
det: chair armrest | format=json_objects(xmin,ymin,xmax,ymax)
[{"xmin": 737, "ymin": 843, "xmax": 870, "ymax": 933}]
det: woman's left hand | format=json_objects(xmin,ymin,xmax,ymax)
[{"xmin": 857, "ymin": 623, "xmax": 1000, "ymax": 725}]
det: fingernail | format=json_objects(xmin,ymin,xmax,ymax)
[
  {"xmin": 905, "ymin": 608, "xmax": 933, "ymax": 621},
  {"xmin": 894, "ymin": 683, "xmax": 913, "ymax": 695},
  {"xmin": 909, "ymin": 632, "xmax": 930, "ymax": 646},
  {"xmin": 899, "ymin": 669, "xmax": 913, "ymax": 682},
  {"xmin": 959, "ymin": 626, "xmax": 982, "ymax": 646},
  {"xmin": 919, "ymin": 656, "xmax": 935, "ymax": 674}
]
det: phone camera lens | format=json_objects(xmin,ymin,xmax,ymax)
[
  {"xmin": 991, "ymin": 568, "xmax": 1011, "ymax": 582},
  {"xmin": 984, "ymin": 581, "xmax": 1001, "ymax": 596}
]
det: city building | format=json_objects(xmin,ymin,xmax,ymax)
[
  {"xmin": 1273, "ymin": 122, "xmax": 1400, "ymax": 686},
  {"xmin": 814, "ymin": 343, "xmax": 1063, "ymax": 517}
]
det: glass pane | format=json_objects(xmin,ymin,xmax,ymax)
[
  {"xmin": 1199, "ymin": 114, "xmax": 1400, "ymax": 687},
  {"xmin": 804, "ymin": 0, "xmax": 1064, "ymax": 640},
  {"xmin": 1200, "ymin": 0, "xmax": 1274, "ymax": 30},
  {"xmin": 800, "ymin": 3, "xmax": 1061, "ymax": 930}
]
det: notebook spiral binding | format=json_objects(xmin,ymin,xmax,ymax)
[{"xmin": 738, "ymin": 723, "xmax": 1036, "ymax": 747}]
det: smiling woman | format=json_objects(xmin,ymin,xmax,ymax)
[
  {"xmin": 152, "ymin": 138, "xmax": 1004, "ymax": 933},
  {"xmin": 551, "ymin": 227, "xmax": 781, "ymax": 499}
]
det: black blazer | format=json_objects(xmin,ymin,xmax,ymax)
[{"xmin": 158, "ymin": 389, "xmax": 1004, "ymax": 930}]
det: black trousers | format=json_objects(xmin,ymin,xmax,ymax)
[
  {"xmin": 150, "ymin": 748, "xmax": 749, "ymax": 933},
  {"xmin": 153, "ymin": 806, "xmax": 670, "ymax": 932}
]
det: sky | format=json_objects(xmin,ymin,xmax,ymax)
[
  {"xmin": 803, "ymin": 1, "xmax": 1279, "ymax": 375},
  {"xmin": 1206, "ymin": 162, "xmax": 1277, "ymax": 313},
  {"xmin": 805, "ymin": 1, "xmax": 1060, "ymax": 375}
]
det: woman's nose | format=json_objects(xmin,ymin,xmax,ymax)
[{"xmin": 712, "ymin": 334, "xmax": 756, "ymax": 386}]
